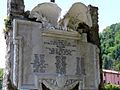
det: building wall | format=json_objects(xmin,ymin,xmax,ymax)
[{"xmin": 103, "ymin": 69, "xmax": 120, "ymax": 85}]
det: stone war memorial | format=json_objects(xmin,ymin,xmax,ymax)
[{"xmin": 3, "ymin": 0, "xmax": 102, "ymax": 90}]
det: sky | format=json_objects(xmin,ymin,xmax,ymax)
[{"xmin": 0, "ymin": 0, "xmax": 120, "ymax": 68}]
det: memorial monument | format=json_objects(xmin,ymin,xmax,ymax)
[{"xmin": 3, "ymin": 0, "xmax": 102, "ymax": 90}]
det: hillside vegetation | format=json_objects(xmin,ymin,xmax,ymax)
[{"xmin": 100, "ymin": 23, "xmax": 120, "ymax": 71}]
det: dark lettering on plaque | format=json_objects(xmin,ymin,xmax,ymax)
[
  {"xmin": 76, "ymin": 57, "xmax": 81, "ymax": 75},
  {"xmin": 44, "ymin": 39, "xmax": 77, "ymax": 75},
  {"xmin": 31, "ymin": 54, "xmax": 48, "ymax": 73},
  {"xmin": 47, "ymin": 48, "xmax": 72, "ymax": 55},
  {"xmin": 44, "ymin": 40, "xmax": 76, "ymax": 48},
  {"xmin": 55, "ymin": 56, "xmax": 66, "ymax": 74},
  {"xmin": 81, "ymin": 57, "xmax": 85, "ymax": 75}
]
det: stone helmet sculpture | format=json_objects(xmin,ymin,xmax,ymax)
[{"xmin": 29, "ymin": 2, "xmax": 61, "ymax": 27}]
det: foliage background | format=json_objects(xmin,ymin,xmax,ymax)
[{"xmin": 100, "ymin": 23, "xmax": 120, "ymax": 71}]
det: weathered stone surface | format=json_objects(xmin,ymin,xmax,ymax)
[
  {"xmin": 59, "ymin": 2, "xmax": 92, "ymax": 31},
  {"xmin": 88, "ymin": 5, "xmax": 103, "ymax": 89},
  {"xmin": 29, "ymin": 2, "xmax": 61, "ymax": 27},
  {"xmin": 4, "ymin": 1, "xmax": 101, "ymax": 90},
  {"xmin": 7, "ymin": 0, "xmax": 25, "ymax": 18},
  {"xmin": 11, "ymin": 19, "xmax": 100, "ymax": 90},
  {"xmin": 88, "ymin": 5, "xmax": 100, "ymax": 47},
  {"xmin": 2, "ymin": 29, "xmax": 16, "ymax": 90}
]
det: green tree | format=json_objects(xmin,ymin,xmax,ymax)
[{"xmin": 100, "ymin": 23, "xmax": 120, "ymax": 71}]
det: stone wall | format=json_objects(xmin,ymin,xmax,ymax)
[
  {"xmin": 88, "ymin": 5, "xmax": 103, "ymax": 90},
  {"xmin": 7, "ymin": 0, "xmax": 24, "ymax": 18}
]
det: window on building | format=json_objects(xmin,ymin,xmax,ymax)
[
  {"xmin": 118, "ymin": 81, "xmax": 119, "ymax": 84},
  {"xmin": 117, "ymin": 74, "xmax": 119, "ymax": 77},
  {"xmin": 104, "ymin": 73, "xmax": 106, "ymax": 76}
]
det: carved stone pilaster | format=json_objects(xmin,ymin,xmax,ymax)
[
  {"xmin": 13, "ymin": 39, "xmax": 19, "ymax": 87},
  {"xmin": 13, "ymin": 36, "xmax": 23, "ymax": 88}
]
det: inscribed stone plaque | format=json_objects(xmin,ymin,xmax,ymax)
[{"xmin": 13, "ymin": 19, "xmax": 100, "ymax": 89}]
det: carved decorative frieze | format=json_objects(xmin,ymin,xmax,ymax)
[{"xmin": 42, "ymin": 75, "xmax": 79, "ymax": 90}]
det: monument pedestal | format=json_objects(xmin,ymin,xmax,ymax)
[
  {"xmin": 4, "ymin": 1, "xmax": 101, "ymax": 90},
  {"xmin": 12, "ymin": 19, "xmax": 100, "ymax": 90}
]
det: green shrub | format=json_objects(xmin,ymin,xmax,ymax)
[
  {"xmin": 3, "ymin": 16, "xmax": 11, "ymax": 33},
  {"xmin": 0, "ymin": 69, "xmax": 3, "ymax": 90},
  {"xmin": 104, "ymin": 84, "xmax": 120, "ymax": 90}
]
